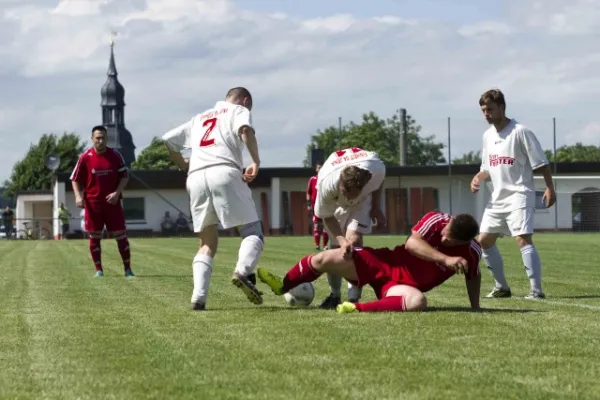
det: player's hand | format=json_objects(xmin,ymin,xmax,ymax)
[
  {"xmin": 75, "ymin": 195, "xmax": 84, "ymax": 208},
  {"xmin": 338, "ymin": 238, "xmax": 354, "ymax": 260},
  {"xmin": 444, "ymin": 256, "xmax": 469, "ymax": 274},
  {"xmin": 106, "ymin": 192, "xmax": 119, "ymax": 205},
  {"xmin": 470, "ymin": 175, "xmax": 480, "ymax": 193},
  {"xmin": 543, "ymin": 187, "xmax": 556, "ymax": 208},
  {"xmin": 370, "ymin": 206, "xmax": 386, "ymax": 227},
  {"xmin": 243, "ymin": 163, "xmax": 259, "ymax": 183}
]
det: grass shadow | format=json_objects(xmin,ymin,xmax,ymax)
[
  {"xmin": 555, "ymin": 295, "xmax": 600, "ymax": 299},
  {"xmin": 424, "ymin": 306, "xmax": 542, "ymax": 313}
]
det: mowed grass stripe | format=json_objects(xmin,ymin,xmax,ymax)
[{"xmin": 0, "ymin": 234, "xmax": 599, "ymax": 399}]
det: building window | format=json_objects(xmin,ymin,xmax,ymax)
[{"xmin": 123, "ymin": 197, "xmax": 145, "ymax": 221}]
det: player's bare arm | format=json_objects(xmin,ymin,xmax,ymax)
[
  {"xmin": 240, "ymin": 126, "xmax": 260, "ymax": 182},
  {"xmin": 370, "ymin": 182, "xmax": 386, "ymax": 225},
  {"xmin": 535, "ymin": 164, "xmax": 556, "ymax": 208},
  {"xmin": 72, "ymin": 180, "xmax": 84, "ymax": 208},
  {"xmin": 465, "ymin": 273, "xmax": 481, "ymax": 309},
  {"xmin": 405, "ymin": 231, "xmax": 468, "ymax": 274},
  {"xmin": 165, "ymin": 144, "xmax": 189, "ymax": 171},
  {"xmin": 471, "ymin": 170, "xmax": 490, "ymax": 193}
]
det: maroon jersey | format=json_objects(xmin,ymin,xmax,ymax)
[
  {"xmin": 353, "ymin": 211, "xmax": 482, "ymax": 296},
  {"xmin": 70, "ymin": 147, "xmax": 128, "ymax": 202},
  {"xmin": 306, "ymin": 175, "xmax": 318, "ymax": 207}
]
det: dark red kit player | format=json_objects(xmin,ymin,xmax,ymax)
[
  {"xmin": 70, "ymin": 125, "xmax": 134, "ymax": 277},
  {"xmin": 306, "ymin": 163, "xmax": 329, "ymax": 250},
  {"xmin": 257, "ymin": 211, "xmax": 482, "ymax": 313}
]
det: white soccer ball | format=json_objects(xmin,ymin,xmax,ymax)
[{"xmin": 284, "ymin": 283, "xmax": 315, "ymax": 306}]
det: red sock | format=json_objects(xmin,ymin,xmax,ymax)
[
  {"xmin": 355, "ymin": 296, "xmax": 406, "ymax": 312},
  {"xmin": 322, "ymin": 231, "xmax": 329, "ymax": 247},
  {"xmin": 115, "ymin": 234, "xmax": 131, "ymax": 270},
  {"xmin": 282, "ymin": 255, "xmax": 321, "ymax": 292},
  {"xmin": 89, "ymin": 237, "xmax": 102, "ymax": 271},
  {"xmin": 313, "ymin": 228, "xmax": 321, "ymax": 247}
]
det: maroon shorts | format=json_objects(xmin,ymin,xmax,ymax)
[
  {"xmin": 84, "ymin": 201, "xmax": 126, "ymax": 232},
  {"xmin": 352, "ymin": 247, "xmax": 417, "ymax": 299}
]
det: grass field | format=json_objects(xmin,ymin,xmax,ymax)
[{"xmin": 1, "ymin": 234, "xmax": 599, "ymax": 400}]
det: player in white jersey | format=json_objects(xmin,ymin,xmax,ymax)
[
  {"xmin": 314, "ymin": 147, "xmax": 386, "ymax": 309},
  {"xmin": 471, "ymin": 89, "xmax": 556, "ymax": 299},
  {"xmin": 162, "ymin": 87, "xmax": 264, "ymax": 310}
]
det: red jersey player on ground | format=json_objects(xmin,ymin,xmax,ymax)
[
  {"xmin": 70, "ymin": 126, "xmax": 134, "ymax": 278},
  {"xmin": 257, "ymin": 211, "xmax": 482, "ymax": 312},
  {"xmin": 306, "ymin": 162, "xmax": 329, "ymax": 250}
]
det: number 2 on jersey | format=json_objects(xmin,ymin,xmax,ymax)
[{"xmin": 200, "ymin": 118, "xmax": 217, "ymax": 147}]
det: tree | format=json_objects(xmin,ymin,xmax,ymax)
[
  {"xmin": 544, "ymin": 143, "xmax": 600, "ymax": 162},
  {"xmin": 131, "ymin": 137, "xmax": 178, "ymax": 170},
  {"xmin": 304, "ymin": 111, "xmax": 446, "ymax": 166},
  {"xmin": 5, "ymin": 133, "xmax": 85, "ymax": 197},
  {"xmin": 453, "ymin": 150, "xmax": 482, "ymax": 165}
]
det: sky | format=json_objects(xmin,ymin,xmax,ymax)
[{"xmin": 1, "ymin": 0, "xmax": 600, "ymax": 182}]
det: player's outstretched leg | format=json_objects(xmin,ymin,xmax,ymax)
[
  {"xmin": 231, "ymin": 221, "xmax": 264, "ymax": 305},
  {"xmin": 258, "ymin": 248, "xmax": 357, "ymax": 299},
  {"xmin": 89, "ymin": 232, "xmax": 103, "ymax": 277},
  {"xmin": 347, "ymin": 282, "xmax": 362, "ymax": 302},
  {"xmin": 114, "ymin": 231, "xmax": 134, "ymax": 277},
  {"xmin": 337, "ymin": 284, "xmax": 427, "ymax": 314}
]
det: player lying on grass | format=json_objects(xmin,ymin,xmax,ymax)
[{"xmin": 257, "ymin": 211, "xmax": 482, "ymax": 313}]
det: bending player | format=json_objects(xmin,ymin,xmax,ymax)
[
  {"xmin": 314, "ymin": 147, "xmax": 386, "ymax": 309},
  {"xmin": 472, "ymin": 89, "xmax": 556, "ymax": 299},
  {"xmin": 257, "ymin": 211, "xmax": 482, "ymax": 313},
  {"xmin": 163, "ymin": 87, "xmax": 264, "ymax": 310},
  {"xmin": 70, "ymin": 126, "xmax": 134, "ymax": 277},
  {"xmin": 306, "ymin": 162, "xmax": 328, "ymax": 250}
]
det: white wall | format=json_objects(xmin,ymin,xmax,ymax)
[{"xmin": 55, "ymin": 174, "xmax": 600, "ymax": 233}]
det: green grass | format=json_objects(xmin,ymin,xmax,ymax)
[{"xmin": 1, "ymin": 234, "xmax": 599, "ymax": 400}]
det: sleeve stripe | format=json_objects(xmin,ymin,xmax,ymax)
[
  {"xmin": 70, "ymin": 152, "xmax": 85, "ymax": 181},
  {"xmin": 118, "ymin": 166, "xmax": 128, "ymax": 172},
  {"xmin": 416, "ymin": 213, "xmax": 449, "ymax": 235}
]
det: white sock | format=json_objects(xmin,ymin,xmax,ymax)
[
  {"xmin": 347, "ymin": 282, "xmax": 362, "ymax": 300},
  {"xmin": 482, "ymin": 245, "xmax": 509, "ymax": 290},
  {"xmin": 521, "ymin": 245, "xmax": 543, "ymax": 294},
  {"xmin": 234, "ymin": 235, "xmax": 263, "ymax": 276},
  {"xmin": 191, "ymin": 253, "xmax": 213, "ymax": 304},
  {"xmin": 327, "ymin": 274, "xmax": 342, "ymax": 297}
]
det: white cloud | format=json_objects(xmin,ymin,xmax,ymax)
[{"xmin": 0, "ymin": 0, "xmax": 600, "ymax": 183}]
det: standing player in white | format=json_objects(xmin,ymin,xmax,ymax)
[
  {"xmin": 471, "ymin": 89, "xmax": 556, "ymax": 299},
  {"xmin": 314, "ymin": 147, "xmax": 386, "ymax": 308},
  {"xmin": 162, "ymin": 87, "xmax": 264, "ymax": 310}
]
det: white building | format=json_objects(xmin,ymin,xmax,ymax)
[{"xmin": 12, "ymin": 163, "xmax": 600, "ymax": 239}]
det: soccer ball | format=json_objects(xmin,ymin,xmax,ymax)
[{"xmin": 283, "ymin": 283, "xmax": 315, "ymax": 306}]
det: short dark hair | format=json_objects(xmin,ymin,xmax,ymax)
[
  {"xmin": 449, "ymin": 213, "xmax": 479, "ymax": 242},
  {"xmin": 479, "ymin": 89, "xmax": 506, "ymax": 108},
  {"xmin": 226, "ymin": 87, "xmax": 252, "ymax": 102},
  {"xmin": 339, "ymin": 166, "xmax": 372, "ymax": 192},
  {"xmin": 91, "ymin": 125, "xmax": 107, "ymax": 135}
]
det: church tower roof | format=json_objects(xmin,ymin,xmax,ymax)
[{"xmin": 100, "ymin": 40, "xmax": 126, "ymax": 107}]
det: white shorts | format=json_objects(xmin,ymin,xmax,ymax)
[
  {"xmin": 480, "ymin": 207, "xmax": 535, "ymax": 237},
  {"xmin": 186, "ymin": 166, "xmax": 259, "ymax": 232},
  {"xmin": 326, "ymin": 196, "xmax": 372, "ymax": 246}
]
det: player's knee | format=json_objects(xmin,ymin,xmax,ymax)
[
  {"xmin": 404, "ymin": 293, "xmax": 427, "ymax": 312},
  {"xmin": 478, "ymin": 233, "xmax": 497, "ymax": 249},
  {"xmin": 238, "ymin": 221, "xmax": 264, "ymax": 243},
  {"xmin": 515, "ymin": 234, "xmax": 533, "ymax": 247}
]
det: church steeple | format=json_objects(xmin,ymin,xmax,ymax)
[{"xmin": 100, "ymin": 39, "xmax": 136, "ymax": 166}]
